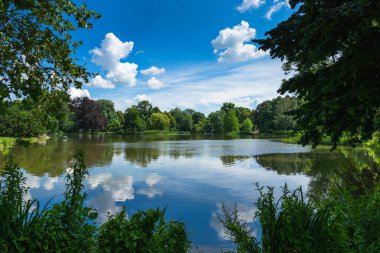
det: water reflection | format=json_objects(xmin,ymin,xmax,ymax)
[
  {"xmin": 1, "ymin": 134, "xmax": 377, "ymax": 249},
  {"xmin": 220, "ymin": 155, "xmax": 251, "ymax": 166},
  {"xmin": 256, "ymin": 148, "xmax": 380, "ymax": 199}
]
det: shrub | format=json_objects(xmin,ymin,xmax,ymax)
[{"xmin": 0, "ymin": 152, "xmax": 190, "ymax": 252}]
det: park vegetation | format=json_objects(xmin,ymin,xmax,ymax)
[
  {"xmin": 221, "ymin": 0, "xmax": 380, "ymax": 252},
  {"xmin": 0, "ymin": 152, "xmax": 190, "ymax": 252},
  {"xmin": 0, "ymin": 96, "xmax": 301, "ymax": 137},
  {"xmin": 1, "ymin": 0, "xmax": 380, "ymax": 252}
]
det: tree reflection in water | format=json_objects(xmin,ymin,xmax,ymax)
[{"xmin": 255, "ymin": 147, "xmax": 380, "ymax": 200}]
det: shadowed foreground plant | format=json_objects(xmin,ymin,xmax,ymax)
[
  {"xmin": 98, "ymin": 207, "xmax": 190, "ymax": 253},
  {"xmin": 0, "ymin": 152, "xmax": 190, "ymax": 252},
  {"xmin": 221, "ymin": 184, "xmax": 345, "ymax": 253}
]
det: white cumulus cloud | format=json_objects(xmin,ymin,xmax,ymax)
[
  {"xmin": 237, "ymin": 0, "xmax": 265, "ymax": 12},
  {"xmin": 147, "ymin": 77, "xmax": 164, "ymax": 89},
  {"xmin": 88, "ymin": 75, "xmax": 115, "ymax": 89},
  {"xmin": 265, "ymin": 1, "xmax": 290, "ymax": 20},
  {"xmin": 141, "ymin": 66, "xmax": 166, "ymax": 76},
  {"xmin": 135, "ymin": 94, "xmax": 151, "ymax": 102},
  {"xmin": 68, "ymin": 87, "xmax": 91, "ymax": 98},
  {"xmin": 212, "ymin": 21, "xmax": 268, "ymax": 62},
  {"xmin": 90, "ymin": 33, "xmax": 138, "ymax": 87}
]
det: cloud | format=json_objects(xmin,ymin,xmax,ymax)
[
  {"xmin": 137, "ymin": 188, "xmax": 162, "ymax": 198},
  {"xmin": 68, "ymin": 87, "xmax": 91, "ymax": 98},
  {"xmin": 265, "ymin": 1, "xmax": 290, "ymax": 20},
  {"xmin": 145, "ymin": 173, "xmax": 162, "ymax": 186},
  {"xmin": 90, "ymin": 33, "xmax": 138, "ymax": 87},
  {"xmin": 237, "ymin": 0, "xmax": 265, "ymax": 12},
  {"xmin": 135, "ymin": 94, "xmax": 152, "ymax": 102},
  {"xmin": 141, "ymin": 66, "xmax": 166, "ymax": 76},
  {"xmin": 147, "ymin": 77, "xmax": 164, "ymax": 89},
  {"xmin": 43, "ymin": 177, "xmax": 58, "ymax": 191},
  {"xmin": 106, "ymin": 59, "xmax": 286, "ymax": 113},
  {"xmin": 88, "ymin": 75, "xmax": 115, "ymax": 89},
  {"xmin": 212, "ymin": 21, "xmax": 268, "ymax": 62}
]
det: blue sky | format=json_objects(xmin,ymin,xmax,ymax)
[{"xmin": 70, "ymin": 0, "xmax": 294, "ymax": 113}]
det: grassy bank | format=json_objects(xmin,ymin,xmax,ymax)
[{"xmin": 0, "ymin": 136, "xmax": 48, "ymax": 153}]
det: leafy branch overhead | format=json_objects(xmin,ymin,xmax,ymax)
[
  {"xmin": 0, "ymin": 0, "xmax": 100, "ymax": 105},
  {"xmin": 254, "ymin": 0, "xmax": 380, "ymax": 147}
]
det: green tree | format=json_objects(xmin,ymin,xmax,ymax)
[
  {"xmin": 240, "ymin": 118, "xmax": 254, "ymax": 134},
  {"xmin": 135, "ymin": 100, "xmax": 153, "ymax": 120},
  {"xmin": 207, "ymin": 110, "xmax": 226, "ymax": 134},
  {"xmin": 254, "ymin": 0, "xmax": 380, "ymax": 147},
  {"xmin": 225, "ymin": 109, "xmax": 239, "ymax": 133},
  {"xmin": 124, "ymin": 107, "xmax": 146, "ymax": 133},
  {"xmin": 96, "ymin": 100, "xmax": 123, "ymax": 132},
  {"xmin": 164, "ymin": 112, "xmax": 178, "ymax": 131},
  {"xmin": 273, "ymin": 96, "xmax": 299, "ymax": 131},
  {"xmin": 147, "ymin": 113, "xmax": 170, "ymax": 130},
  {"xmin": 221, "ymin": 102, "xmax": 236, "ymax": 113},
  {"xmin": 0, "ymin": 0, "xmax": 100, "ymax": 108},
  {"xmin": 170, "ymin": 108, "xmax": 192, "ymax": 132},
  {"xmin": 235, "ymin": 107, "xmax": 252, "ymax": 124},
  {"xmin": 0, "ymin": 102, "xmax": 46, "ymax": 137}
]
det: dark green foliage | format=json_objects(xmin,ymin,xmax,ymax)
[
  {"xmin": 96, "ymin": 100, "xmax": 123, "ymax": 132},
  {"xmin": 169, "ymin": 108, "xmax": 193, "ymax": 132},
  {"xmin": 207, "ymin": 110, "xmax": 226, "ymax": 134},
  {"xmin": 324, "ymin": 187, "xmax": 380, "ymax": 252},
  {"xmin": 0, "ymin": 151, "xmax": 98, "ymax": 252},
  {"xmin": 255, "ymin": 0, "xmax": 380, "ymax": 147},
  {"xmin": 135, "ymin": 100, "xmax": 154, "ymax": 120},
  {"xmin": 98, "ymin": 208, "xmax": 190, "ymax": 253},
  {"xmin": 0, "ymin": 0, "xmax": 100, "ymax": 107},
  {"xmin": 225, "ymin": 109, "xmax": 240, "ymax": 133},
  {"xmin": 254, "ymin": 96, "xmax": 299, "ymax": 133},
  {"xmin": 222, "ymin": 184, "xmax": 380, "ymax": 253},
  {"xmin": 124, "ymin": 107, "xmax": 146, "ymax": 133},
  {"xmin": 0, "ymin": 152, "xmax": 190, "ymax": 252},
  {"xmin": 0, "ymin": 101, "xmax": 46, "ymax": 137},
  {"xmin": 235, "ymin": 107, "xmax": 253, "ymax": 125}
]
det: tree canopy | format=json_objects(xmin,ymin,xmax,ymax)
[
  {"xmin": 0, "ymin": 0, "xmax": 99, "ymax": 108},
  {"xmin": 255, "ymin": 0, "xmax": 380, "ymax": 147}
]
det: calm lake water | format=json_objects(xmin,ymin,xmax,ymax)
[{"xmin": 0, "ymin": 134, "xmax": 377, "ymax": 251}]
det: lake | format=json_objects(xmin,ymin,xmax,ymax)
[{"xmin": 0, "ymin": 134, "xmax": 376, "ymax": 251}]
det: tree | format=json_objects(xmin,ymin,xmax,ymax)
[
  {"xmin": 225, "ymin": 109, "xmax": 239, "ymax": 133},
  {"xmin": 147, "ymin": 113, "xmax": 170, "ymax": 130},
  {"xmin": 124, "ymin": 107, "xmax": 146, "ymax": 133},
  {"xmin": 254, "ymin": 0, "xmax": 380, "ymax": 147},
  {"xmin": 0, "ymin": 101, "xmax": 46, "ymax": 137},
  {"xmin": 221, "ymin": 102, "xmax": 235, "ymax": 113},
  {"xmin": 96, "ymin": 100, "xmax": 123, "ymax": 132},
  {"xmin": 254, "ymin": 96, "xmax": 299, "ymax": 133},
  {"xmin": 240, "ymin": 118, "xmax": 254, "ymax": 134},
  {"xmin": 70, "ymin": 98, "xmax": 107, "ymax": 132},
  {"xmin": 207, "ymin": 110, "xmax": 226, "ymax": 134},
  {"xmin": 273, "ymin": 96, "xmax": 299, "ymax": 131},
  {"xmin": 164, "ymin": 112, "xmax": 178, "ymax": 132},
  {"xmin": 0, "ymin": 0, "xmax": 100, "ymax": 108},
  {"xmin": 135, "ymin": 101, "xmax": 153, "ymax": 120},
  {"xmin": 235, "ymin": 107, "xmax": 252, "ymax": 124},
  {"xmin": 170, "ymin": 108, "xmax": 192, "ymax": 132}
]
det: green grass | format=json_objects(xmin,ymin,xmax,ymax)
[{"xmin": 0, "ymin": 136, "xmax": 48, "ymax": 153}]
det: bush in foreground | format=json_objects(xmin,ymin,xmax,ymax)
[
  {"xmin": 0, "ymin": 152, "xmax": 190, "ymax": 252},
  {"xmin": 221, "ymin": 184, "xmax": 380, "ymax": 253}
]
